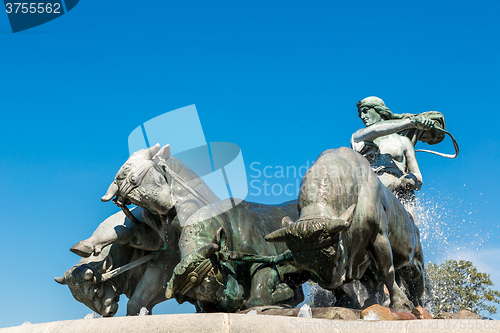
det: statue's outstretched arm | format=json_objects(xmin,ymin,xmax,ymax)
[
  {"xmin": 352, "ymin": 116, "xmax": 434, "ymax": 143},
  {"xmin": 352, "ymin": 119, "xmax": 414, "ymax": 142}
]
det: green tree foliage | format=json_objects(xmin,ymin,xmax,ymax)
[{"xmin": 427, "ymin": 259, "xmax": 500, "ymax": 315}]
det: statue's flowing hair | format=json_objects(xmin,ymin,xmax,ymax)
[
  {"xmin": 356, "ymin": 99, "xmax": 447, "ymax": 145},
  {"xmin": 356, "ymin": 100, "xmax": 404, "ymax": 121}
]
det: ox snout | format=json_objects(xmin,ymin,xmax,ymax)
[{"xmin": 102, "ymin": 298, "xmax": 119, "ymax": 317}]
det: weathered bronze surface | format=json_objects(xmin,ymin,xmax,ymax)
[
  {"xmin": 57, "ymin": 97, "xmax": 457, "ymax": 315},
  {"xmin": 58, "ymin": 144, "xmax": 305, "ymax": 315},
  {"xmin": 266, "ymin": 147, "xmax": 425, "ymax": 310}
]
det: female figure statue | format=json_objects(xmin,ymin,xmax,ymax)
[{"xmin": 351, "ymin": 96, "xmax": 441, "ymax": 216}]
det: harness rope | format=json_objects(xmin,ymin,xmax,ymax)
[
  {"xmin": 415, "ymin": 126, "xmax": 459, "ymax": 159},
  {"xmin": 108, "ymin": 159, "xmax": 217, "ymax": 280},
  {"xmin": 100, "ymin": 252, "xmax": 159, "ymax": 282}
]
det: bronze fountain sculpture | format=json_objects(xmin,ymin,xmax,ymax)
[{"xmin": 56, "ymin": 97, "xmax": 458, "ymax": 317}]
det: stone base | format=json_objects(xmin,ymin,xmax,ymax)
[{"xmin": 1, "ymin": 313, "xmax": 499, "ymax": 333}]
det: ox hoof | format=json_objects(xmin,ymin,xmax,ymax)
[
  {"xmin": 391, "ymin": 299, "xmax": 414, "ymax": 311},
  {"xmin": 272, "ymin": 283, "xmax": 294, "ymax": 303},
  {"xmin": 70, "ymin": 241, "xmax": 94, "ymax": 258}
]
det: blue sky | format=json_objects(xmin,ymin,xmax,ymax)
[{"xmin": 0, "ymin": 0, "xmax": 499, "ymax": 327}]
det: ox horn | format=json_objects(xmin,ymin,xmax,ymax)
[
  {"xmin": 101, "ymin": 182, "xmax": 119, "ymax": 202},
  {"xmin": 199, "ymin": 243, "xmax": 220, "ymax": 259},
  {"xmin": 339, "ymin": 204, "xmax": 356, "ymax": 223},
  {"xmin": 156, "ymin": 144, "xmax": 171, "ymax": 161},
  {"xmin": 84, "ymin": 268, "xmax": 94, "ymax": 281},
  {"xmin": 165, "ymin": 279, "xmax": 175, "ymax": 299},
  {"xmin": 282, "ymin": 216, "xmax": 294, "ymax": 228},
  {"xmin": 197, "ymin": 227, "xmax": 223, "ymax": 258},
  {"xmin": 54, "ymin": 276, "xmax": 67, "ymax": 285},
  {"xmin": 325, "ymin": 204, "xmax": 356, "ymax": 234},
  {"xmin": 142, "ymin": 143, "xmax": 161, "ymax": 160},
  {"xmin": 265, "ymin": 227, "xmax": 288, "ymax": 243}
]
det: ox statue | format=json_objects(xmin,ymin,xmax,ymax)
[
  {"xmin": 265, "ymin": 147, "xmax": 426, "ymax": 310},
  {"xmin": 63, "ymin": 144, "xmax": 305, "ymax": 313},
  {"xmin": 55, "ymin": 208, "xmax": 180, "ymax": 316},
  {"xmin": 164, "ymin": 199, "xmax": 307, "ymax": 312}
]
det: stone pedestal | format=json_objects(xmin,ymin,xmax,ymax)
[{"xmin": 1, "ymin": 313, "xmax": 499, "ymax": 333}]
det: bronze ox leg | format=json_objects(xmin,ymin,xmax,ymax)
[
  {"xmin": 411, "ymin": 242, "xmax": 426, "ymax": 306},
  {"xmin": 396, "ymin": 245, "xmax": 425, "ymax": 307},
  {"xmin": 245, "ymin": 266, "xmax": 294, "ymax": 308},
  {"xmin": 127, "ymin": 263, "xmax": 166, "ymax": 315},
  {"xmin": 371, "ymin": 233, "xmax": 414, "ymax": 310},
  {"xmin": 71, "ymin": 223, "xmax": 163, "ymax": 257}
]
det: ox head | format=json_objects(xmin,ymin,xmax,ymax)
[
  {"xmin": 265, "ymin": 204, "xmax": 356, "ymax": 251},
  {"xmin": 164, "ymin": 229, "xmax": 244, "ymax": 311},
  {"xmin": 101, "ymin": 144, "xmax": 174, "ymax": 217},
  {"xmin": 265, "ymin": 204, "xmax": 356, "ymax": 288},
  {"xmin": 55, "ymin": 257, "xmax": 120, "ymax": 317}
]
